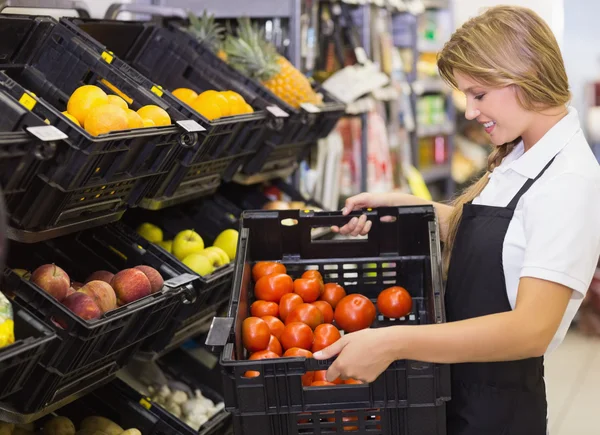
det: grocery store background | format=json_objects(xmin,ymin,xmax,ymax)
[{"xmin": 1, "ymin": 0, "xmax": 599, "ymax": 434}]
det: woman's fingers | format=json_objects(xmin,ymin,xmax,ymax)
[{"xmin": 350, "ymin": 214, "xmax": 368, "ymax": 237}]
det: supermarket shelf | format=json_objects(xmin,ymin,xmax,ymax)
[
  {"xmin": 0, "ymin": 0, "xmax": 90, "ymax": 17},
  {"xmin": 423, "ymin": 0, "xmax": 450, "ymax": 9},
  {"xmin": 417, "ymin": 121, "xmax": 455, "ymax": 138},
  {"xmin": 131, "ymin": 0, "xmax": 295, "ymax": 18},
  {"xmin": 421, "ymin": 163, "xmax": 452, "ymax": 183},
  {"xmin": 412, "ymin": 78, "xmax": 450, "ymax": 95},
  {"xmin": 418, "ymin": 40, "xmax": 445, "ymax": 53}
]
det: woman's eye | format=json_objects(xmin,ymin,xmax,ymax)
[{"xmin": 475, "ymin": 94, "xmax": 486, "ymax": 101}]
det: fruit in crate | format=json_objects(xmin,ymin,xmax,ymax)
[
  {"xmin": 125, "ymin": 109, "xmax": 144, "ymax": 129},
  {"xmin": 293, "ymin": 278, "xmax": 321, "ymax": 303},
  {"xmin": 223, "ymin": 18, "xmax": 322, "ymax": 109},
  {"xmin": 285, "ymin": 303, "xmax": 324, "ymax": 330},
  {"xmin": 0, "ymin": 293, "xmax": 14, "ymax": 349},
  {"xmin": 110, "ymin": 269, "xmax": 152, "ymax": 305},
  {"xmin": 85, "ymin": 270, "xmax": 114, "ymax": 285},
  {"xmin": 189, "ymin": 96, "xmax": 221, "ymax": 121},
  {"xmin": 63, "ymin": 292, "xmax": 102, "ymax": 321},
  {"xmin": 78, "ymin": 280, "xmax": 117, "ymax": 313},
  {"xmin": 311, "ymin": 300, "xmax": 334, "ymax": 324},
  {"xmin": 280, "ymin": 321, "xmax": 313, "ymax": 351},
  {"xmin": 30, "ymin": 264, "xmax": 70, "ymax": 302},
  {"xmin": 334, "ymin": 294, "xmax": 376, "ymax": 333},
  {"xmin": 12, "ymin": 269, "xmax": 31, "ymax": 279},
  {"xmin": 242, "ymin": 316, "xmax": 270, "ymax": 352},
  {"xmin": 107, "ymin": 95, "xmax": 129, "ymax": 110},
  {"xmin": 61, "ymin": 111, "xmax": 80, "ymax": 127},
  {"xmin": 252, "ymin": 261, "xmax": 286, "ymax": 282},
  {"xmin": 67, "ymin": 85, "xmax": 109, "ymax": 125},
  {"xmin": 84, "ymin": 104, "xmax": 129, "ymax": 136},
  {"xmin": 261, "ymin": 315, "xmax": 284, "ymax": 340},
  {"xmin": 173, "ymin": 230, "xmax": 205, "ymax": 261},
  {"xmin": 42, "ymin": 416, "xmax": 75, "ymax": 435},
  {"xmin": 254, "ymin": 273, "xmax": 293, "ymax": 302},
  {"xmin": 279, "ymin": 293, "xmax": 303, "ymax": 322},
  {"xmin": 320, "ymin": 283, "xmax": 346, "ymax": 309},
  {"xmin": 312, "ymin": 323, "xmax": 341, "ymax": 353},
  {"xmin": 196, "ymin": 90, "xmax": 230, "ymax": 117},
  {"xmin": 136, "ymin": 105, "xmax": 172, "ymax": 127},
  {"xmin": 213, "ymin": 228, "xmax": 239, "ymax": 260},
  {"xmin": 172, "ymin": 87, "xmax": 198, "ymax": 105},
  {"xmin": 182, "ymin": 253, "xmax": 214, "ymax": 276},
  {"xmin": 135, "ymin": 265, "xmax": 164, "ymax": 294},
  {"xmin": 80, "ymin": 416, "xmax": 123, "ymax": 434},
  {"xmin": 377, "ymin": 286, "xmax": 413, "ymax": 319},
  {"xmin": 200, "ymin": 247, "xmax": 229, "ymax": 268},
  {"xmin": 157, "ymin": 240, "xmax": 173, "ymax": 253},
  {"xmin": 251, "ymin": 300, "xmax": 279, "ymax": 317},
  {"xmin": 70, "ymin": 282, "xmax": 84, "ymax": 290}
]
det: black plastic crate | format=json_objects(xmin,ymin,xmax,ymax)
[
  {"xmin": 3, "ymin": 222, "xmax": 198, "ymax": 376},
  {"xmin": 60, "ymin": 17, "xmax": 270, "ymax": 208},
  {"xmin": 207, "ymin": 206, "xmax": 449, "ymax": 435},
  {"xmin": 0, "ymin": 300, "xmax": 56, "ymax": 401}
]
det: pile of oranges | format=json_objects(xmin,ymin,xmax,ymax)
[
  {"xmin": 171, "ymin": 87, "xmax": 254, "ymax": 121},
  {"xmin": 65, "ymin": 85, "xmax": 172, "ymax": 136}
]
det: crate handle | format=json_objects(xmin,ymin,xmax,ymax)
[
  {"xmin": 0, "ymin": 0, "xmax": 91, "ymax": 17},
  {"xmin": 104, "ymin": 3, "xmax": 186, "ymax": 20}
]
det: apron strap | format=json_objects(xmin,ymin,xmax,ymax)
[{"xmin": 506, "ymin": 156, "xmax": 557, "ymax": 210}]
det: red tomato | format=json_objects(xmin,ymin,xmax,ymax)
[
  {"xmin": 283, "ymin": 347, "xmax": 314, "ymax": 386},
  {"xmin": 344, "ymin": 379, "xmax": 364, "ymax": 385},
  {"xmin": 251, "ymin": 300, "xmax": 279, "ymax": 317},
  {"xmin": 242, "ymin": 317, "xmax": 270, "ymax": 352},
  {"xmin": 261, "ymin": 315, "xmax": 285, "ymax": 340},
  {"xmin": 334, "ymin": 294, "xmax": 376, "ymax": 332},
  {"xmin": 286, "ymin": 303, "xmax": 324, "ymax": 330},
  {"xmin": 376, "ymin": 286, "xmax": 413, "ymax": 318},
  {"xmin": 320, "ymin": 283, "xmax": 346, "ymax": 309},
  {"xmin": 302, "ymin": 270, "xmax": 323, "ymax": 282},
  {"xmin": 313, "ymin": 370, "xmax": 343, "ymax": 384},
  {"xmin": 311, "ymin": 381, "xmax": 336, "ymax": 387},
  {"xmin": 267, "ymin": 335, "xmax": 283, "ymax": 356},
  {"xmin": 243, "ymin": 349, "xmax": 279, "ymax": 378},
  {"xmin": 279, "ymin": 293, "xmax": 304, "ymax": 322},
  {"xmin": 293, "ymin": 278, "xmax": 321, "ymax": 303},
  {"xmin": 254, "ymin": 273, "xmax": 293, "ymax": 303},
  {"xmin": 311, "ymin": 300, "xmax": 334, "ymax": 324},
  {"xmin": 280, "ymin": 322, "xmax": 314, "ymax": 351},
  {"xmin": 252, "ymin": 262, "xmax": 286, "ymax": 282},
  {"xmin": 312, "ymin": 323, "xmax": 341, "ymax": 353}
]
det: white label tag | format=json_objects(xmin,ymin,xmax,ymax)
[
  {"xmin": 300, "ymin": 103, "xmax": 321, "ymax": 113},
  {"xmin": 26, "ymin": 125, "xmax": 68, "ymax": 142},
  {"xmin": 176, "ymin": 120, "xmax": 206, "ymax": 132},
  {"xmin": 266, "ymin": 105, "xmax": 289, "ymax": 118},
  {"xmin": 354, "ymin": 47, "xmax": 369, "ymax": 65}
]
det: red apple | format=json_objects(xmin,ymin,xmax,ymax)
[
  {"xmin": 31, "ymin": 264, "xmax": 70, "ymax": 302},
  {"xmin": 85, "ymin": 270, "xmax": 114, "ymax": 284},
  {"xmin": 134, "ymin": 265, "xmax": 164, "ymax": 294},
  {"xmin": 78, "ymin": 280, "xmax": 117, "ymax": 313},
  {"xmin": 63, "ymin": 292, "xmax": 102, "ymax": 321},
  {"xmin": 110, "ymin": 269, "xmax": 151, "ymax": 305}
]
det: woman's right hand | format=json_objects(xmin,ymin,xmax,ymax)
[{"xmin": 331, "ymin": 192, "xmax": 393, "ymax": 236}]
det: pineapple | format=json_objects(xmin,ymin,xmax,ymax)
[
  {"xmin": 186, "ymin": 10, "xmax": 226, "ymax": 56},
  {"xmin": 223, "ymin": 18, "xmax": 322, "ymax": 109}
]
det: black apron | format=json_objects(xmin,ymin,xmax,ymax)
[{"xmin": 445, "ymin": 157, "xmax": 556, "ymax": 435}]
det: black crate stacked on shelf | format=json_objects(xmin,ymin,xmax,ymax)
[
  {"xmin": 60, "ymin": 17, "xmax": 270, "ymax": 209},
  {"xmin": 0, "ymin": 223, "xmax": 200, "ymax": 420},
  {"xmin": 0, "ymin": 14, "xmax": 205, "ymax": 241},
  {"xmin": 207, "ymin": 206, "xmax": 450, "ymax": 435}
]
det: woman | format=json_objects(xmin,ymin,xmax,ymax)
[{"xmin": 313, "ymin": 6, "xmax": 600, "ymax": 434}]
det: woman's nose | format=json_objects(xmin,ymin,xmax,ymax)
[{"xmin": 465, "ymin": 106, "xmax": 481, "ymax": 121}]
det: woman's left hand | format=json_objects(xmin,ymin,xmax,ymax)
[{"xmin": 313, "ymin": 327, "xmax": 398, "ymax": 383}]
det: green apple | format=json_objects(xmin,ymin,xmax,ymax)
[
  {"xmin": 204, "ymin": 246, "xmax": 230, "ymax": 265},
  {"xmin": 213, "ymin": 229, "xmax": 239, "ymax": 261},
  {"xmin": 137, "ymin": 223, "xmax": 163, "ymax": 243},
  {"xmin": 173, "ymin": 230, "xmax": 205, "ymax": 261},
  {"xmin": 157, "ymin": 240, "xmax": 173, "ymax": 253},
  {"xmin": 13, "ymin": 268, "xmax": 31, "ymax": 280},
  {"xmin": 182, "ymin": 253, "xmax": 214, "ymax": 276}
]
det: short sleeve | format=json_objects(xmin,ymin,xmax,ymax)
[{"xmin": 520, "ymin": 173, "xmax": 600, "ymax": 298}]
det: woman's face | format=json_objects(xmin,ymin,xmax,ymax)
[{"xmin": 454, "ymin": 71, "xmax": 534, "ymax": 146}]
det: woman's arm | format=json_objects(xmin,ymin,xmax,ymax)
[{"xmin": 314, "ymin": 277, "xmax": 573, "ymax": 382}]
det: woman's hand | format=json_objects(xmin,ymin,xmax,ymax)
[
  {"xmin": 313, "ymin": 328, "xmax": 398, "ymax": 383},
  {"xmin": 331, "ymin": 192, "xmax": 394, "ymax": 236}
]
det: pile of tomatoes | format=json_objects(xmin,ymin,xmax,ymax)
[{"xmin": 241, "ymin": 261, "xmax": 413, "ymax": 386}]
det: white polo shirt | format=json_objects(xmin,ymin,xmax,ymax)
[{"xmin": 472, "ymin": 107, "xmax": 600, "ymax": 353}]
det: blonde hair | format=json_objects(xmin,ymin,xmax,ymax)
[{"xmin": 437, "ymin": 5, "xmax": 570, "ymax": 273}]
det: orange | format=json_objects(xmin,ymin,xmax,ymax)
[
  {"xmin": 107, "ymin": 95, "xmax": 128, "ymax": 110},
  {"xmin": 172, "ymin": 88, "xmax": 198, "ymax": 105},
  {"xmin": 221, "ymin": 90, "xmax": 247, "ymax": 115},
  {"xmin": 142, "ymin": 119, "xmax": 155, "ymax": 128},
  {"xmin": 196, "ymin": 90, "xmax": 230, "ymax": 117},
  {"xmin": 125, "ymin": 109, "xmax": 144, "ymax": 129},
  {"xmin": 61, "ymin": 111, "xmax": 81, "ymax": 127},
  {"xmin": 67, "ymin": 85, "xmax": 109, "ymax": 125},
  {"xmin": 189, "ymin": 97, "xmax": 222, "ymax": 121},
  {"xmin": 84, "ymin": 105, "xmax": 129, "ymax": 136},
  {"xmin": 137, "ymin": 105, "xmax": 171, "ymax": 126},
  {"xmin": 241, "ymin": 103, "xmax": 254, "ymax": 114}
]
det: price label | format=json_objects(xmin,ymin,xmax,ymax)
[
  {"xmin": 300, "ymin": 103, "xmax": 321, "ymax": 113},
  {"xmin": 266, "ymin": 105, "xmax": 289, "ymax": 118},
  {"xmin": 101, "ymin": 51, "xmax": 114, "ymax": 64},
  {"xmin": 176, "ymin": 120, "xmax": 207, "ymax": 132},
  {"xmin": 26, "ymin": 126, "xmax": 69, "ymax": 142}
]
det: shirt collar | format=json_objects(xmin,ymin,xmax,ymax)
[{"xmin": 498, "ymin": 106, "xmax": 581, "ymax": 179}]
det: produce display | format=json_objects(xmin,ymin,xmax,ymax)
[
  {"xmin": 0, "ymin": 293, "xmax": 14, "ymax": 349},
  {"xmin": 136, "ymin": 224, "xmax": 239, "ymax": 276},
  {"xmin": 0, "ymin": 416, "xmax": 140, "ymax": 435},
  {"xmin": 241, "ymin": 262, "xmax": 414, "ymax": 385},
  {"xmin": 14, "ymin": 263, "xmax": 164, "ymax": 321},
  {"xmin": 171, "ymin": 88, "xmax": 254, "ymax": 121},
  {"xmin": 65, "ymin": 85, "xmax": 172, "ymax": 135}
]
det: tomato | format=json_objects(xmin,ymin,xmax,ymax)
[
  {"xmin": 344, "ymin": 379, "xmax": 364, "ymax": 385},
  {"xmin": 261, "ymin": 315, "xmax": 285, "ymax": 340},
  {"xmin": 251, "ymin": 300, "xmax": 279, "ymax": 317},
  {"xmin": 254, "ymin": 273, "xmax": 293, "ymax": 303},
  {"xmin": 334, "ymin": 294, "xmax": 376, "ymax": 332},
  {"xmin": 312, "ymin": 323, "xmax": 341, "ymax": 353},
  {"xmin": 252, "ymin": 261, "xmax": 286, "ymax": 282},
  {"xmin": 242, "ymin": 317, "xmax": 271, "ymax": 352},
  {"xmin": 320, "ymin": 283, "xmax": 346, "ymax": 309},
  {"xmin": 293, "ymin": 278, "xmax": 321, "ymax": 303},
  {"xmin": 267, "ymin": 335, "xmax": 283, "ymax": 356},
  {"xmin": 376, "ymin": 286, "xmax": 413, "ymax": 318},
  {"xmin": 302, "ymin": 270, "xmax": 323, "ymax": 282},
  {"xmin": 243, "ymin": 349, "xmax": 279, "ymax": 378},
  {"xmin": 283, "ymin": 348, "xmax": 314, "ymax": 386},
  {"xmin": 280, "ymin": 322, "xmax": 314, "ymax": 351},
  {"xmin": 310, "ymin": 381, "xmax": 336, "ymax": 387},
  {"xmin": 326, "ymin": 413, "xmax": 359, "ymax": 431},
  {"xmin": 279, "ymin": 293, "xmax": 304, "ymax": 322},
  {"xmin": 311, "ymin": 301, "xmax": 334, "ymax": 324},
  {"xmin": 313, "ymin": 370, "xmax": 343, "ymax": 384},
  {"xmin": 286, "ymin": 303, "xmax": 324, "ymax": 330}
]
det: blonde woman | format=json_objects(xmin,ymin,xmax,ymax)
[{"xmin": 314, "ymin": 6, "xmax": 600, "ymax": 434}]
